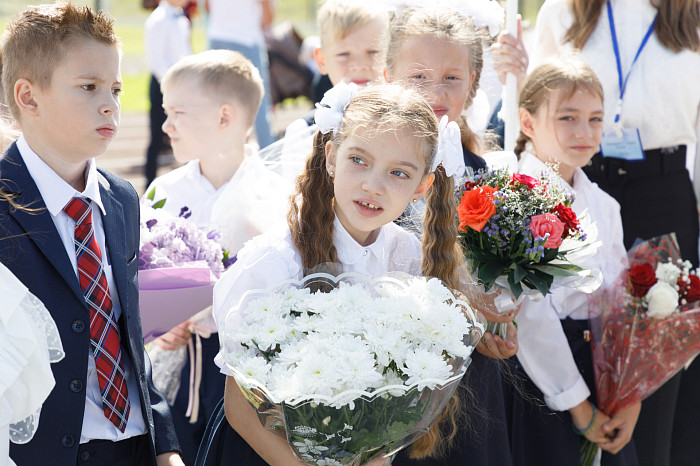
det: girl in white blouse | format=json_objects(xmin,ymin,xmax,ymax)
[
  {"xmin": 204, "ymin": 83, "xmax": 474, "ymax": 466},
  {"xmin": 508, "ymin": 58, "xmax": 640, "ymax": 465},
  {"xmin": 493, "ymin": 3, "xmax": 700, "ymax": 464}
]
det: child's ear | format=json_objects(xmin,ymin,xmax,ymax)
[
  {"xmin": 414, "ymin": 173, "xmax": 435, "ymax": 200},
  {"xmin": 314, "ymin": 47, "xmax": 328, "ymax": 75},
  {"xmin": 519, "ymin": 108, "xmax": 536, "ymax": 139},
  {"xmin": 219, "ymin": 104, "xmax": 236, "ymax": 128},
  {"xmin": 14, "ymin": 79, "xmax": 38, "ymax": 117},
  {"xmin": 325, "ymin": 140, "xmax": 336, "ymax": 176}
]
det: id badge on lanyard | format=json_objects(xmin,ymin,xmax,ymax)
[{"xmin": 599, "ymin": 1, "xmax": 657, "ymax": 162}]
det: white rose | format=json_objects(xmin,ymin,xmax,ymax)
[{"xmin": 646, "ymin": 282, "xmax": 679, "ymax": 319}]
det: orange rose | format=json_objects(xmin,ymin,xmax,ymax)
[{"xmin": 458, "ymin": 186, "xmax": 497, "ymax": 232}]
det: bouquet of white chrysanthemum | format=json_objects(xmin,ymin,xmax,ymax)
[{"xmin": 220, "ymin": 272, "xmax": 483, "ymax": 465}]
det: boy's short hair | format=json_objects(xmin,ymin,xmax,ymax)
[
  {"xmin": 162, "ymin": 50, "xmax": 264, "ymax": 129},
  {"xmin": 317, "ymin": 0, "xmax": 386, "ymax": 47},
  {"xmin": 0, "ymin": 2, "xmax": 119, "ymax": 120}
]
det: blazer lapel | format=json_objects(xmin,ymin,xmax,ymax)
[
  {"xmin": 98, "ymin": 175, "xmax": 132, "ymax": 323},
  {"xmin": 1, "ymin": 143, "xmax": 86, "ymax": 306}
]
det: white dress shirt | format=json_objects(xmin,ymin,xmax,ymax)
[
  {"xmin": 17, "ymin": 135, "xmax": 147, "ymax": 443},
  {"xmin": 531, "ymin": 0, "xmax": 700, "ymax": 169},
  {"xmin": 144, "ymin": 1, "xmax": 191, "ymax": 81},
  {"xmin": 145, "ymin": 160, "xmax": 228, "ymax": 229},
  {"xmin": 212, "ymin": 216, "xmax": 423, "ymax": 374},
  {"xmin": 515, "ymin": 152, "xmax": 627, "ymax": 411},
  {"xmin": 207, "ymin": 0, "xmax": 266, "ymax": 47}
]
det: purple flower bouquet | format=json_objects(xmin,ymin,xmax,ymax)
[{"xmin": 139, "ymin": 205, "xmax": 224, "ymax": 342}]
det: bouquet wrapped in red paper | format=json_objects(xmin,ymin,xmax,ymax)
[{"xmin": 585, "ymin": 234, "xmax": 700, "ymax": 464}]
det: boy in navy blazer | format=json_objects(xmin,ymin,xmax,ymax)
[{"xmin": 0, "ymin": 3, "xmax": 183, "ymax": 465}]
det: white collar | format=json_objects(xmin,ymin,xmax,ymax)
[
  {"xmin": 17, "ymin": 134, "xmax": 106, "ymax": 217},
  {"xmin": 332, "ymin": 216, "xmax": 387, "ymax": 266}
]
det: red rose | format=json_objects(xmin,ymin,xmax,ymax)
[
  {"xmin": 627, "ymin": 263, "xmax": 658, "ymax": 298},
  {"xmin": 530, "ymin": 213, "xmax": 565, "ymax": 248},
  {"xmin": 679, "ymin": 274, "xmax": 700, "ymax": 303},
  {"xmin": 551, "ymin": 203, "xmax": 580, "ymax": 238},
  {"xmin": 457, "ymin": 186, "xmax": 497, "ymax": 232},
  {"xmin": 512, "ymin": 173, "xmax": 540, "ymax": 190}
]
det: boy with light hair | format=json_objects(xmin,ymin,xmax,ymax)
[
  {"xmin": 0, "ymin": 3, "xmax": 183, "ymax": 465},
  {"xmin": 144, "ymin": 49, "xmax": 275, "ymax": 465}
]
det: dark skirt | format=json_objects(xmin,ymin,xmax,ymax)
[
  {"xmin": 584, "ymin": 147, "xmax": 698, "ymax": 466},
  {"xmin": 170, "ymin": 333, "xmax": 227, "ymax": 465},
  {"xmin": 503, "ymin": 318, "xmax": 639, "ymax": 466},
  {"xmin": 194, "ymin": 396, "xmax": 268, "ymax": 466},
  {"xmin": 392, "ymin": 352, "xmax": 513, "ymax": 466}
]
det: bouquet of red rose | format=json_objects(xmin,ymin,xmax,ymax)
[
  {"xmin": 583, "ymin": 234, "xmax": 700, "ymax": 465},
  {"xmin": 456, "ymin": 167, "xmax": 601, "ymax": 332}
]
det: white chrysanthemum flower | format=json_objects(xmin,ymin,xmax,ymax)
[
  {"xmin": 335, "ymin": 345, "xmax": 383, "ymax": 391},
  {"xmin": 235, "ymin": 354, "xmax": 271, "ymax": 385},
  {"xmin": 382, "ymin": 368, "xmax": 407, "ymax": 397},
  {"xmin": 646, "ymin": 282, "xmax": 680, "ymax": 319},
  {"xmin": 403, "ymin": 348, "xmax": 453, "ymax": 390}
]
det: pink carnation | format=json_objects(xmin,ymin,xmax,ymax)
[{"xmin": 530, "ymin": 213, "xmax": 565, "ymax": 249}]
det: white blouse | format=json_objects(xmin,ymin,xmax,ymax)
[
  {"xmin": 515, "ymin": 152, "xmax": 627, "ymax": 411},
  {"xmin": 212, "ymin": 217, "xmax": 423, "ymax": 375},
  {"xmin": 531, "ymin": 0, "xmax": 700, "ymax": 156}
]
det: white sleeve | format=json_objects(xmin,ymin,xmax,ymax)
[
  {"xmin": 212, "ymin": 234, "xmax": 301, "ymax": 374},
  {"xmin": 530, "ymin": 0, "xmax": 568, "ymax": 69},
  {"xmin": 516, "ymin": 297, "xmax": 590, "ymax": 411}
]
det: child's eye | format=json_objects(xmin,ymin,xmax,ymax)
[
  {"xmin": 336, "ymin": 52, "xmax": 350, "ymax": 58},
  {"xmin": 81, "ymin": 84, "xmax": 96, "ymax": 92},
  {"xmin": 350, "ymin": 156, "xmax": 366, "ymax": 165},
  {"xmin": 391, "ymin": 169, "xmax": 409, "ymax": 179},
  {"xmin": 112, "ymin": 88, "xmax": 123, "ymax": 97},
  {"xmin": 368, "ymin": 50, "xmax": 379, "ymax": 55},
  {"xmin": 446, "ymin": 75, "xmax": 460, "ymax": 81},
  {"xmin": 559, "ymin": 116, "xmax": 574, "ymax": 121},
  {"xmin": 590, "ymin": 116, "xmax": 603, "ymax": 122}
]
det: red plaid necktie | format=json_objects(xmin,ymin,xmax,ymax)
[{"xmin": 64, "ymin": 197, "xmax": 130, "ymax": 432}]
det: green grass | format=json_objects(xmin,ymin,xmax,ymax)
[{"xmin": 121, "ymin": 73, "xmax": 151, "ymax": 113}]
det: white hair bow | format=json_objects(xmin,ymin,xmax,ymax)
[
  {"xmin": 431, "ymin": 116, "xmax": 465, "ymax": 178},
  {"xmin": 314, "ymin": 82, "xmax": 360, "ymax": 135}
]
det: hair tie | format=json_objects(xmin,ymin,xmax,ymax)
[
  {"xmin": 432, "ymin": 116, "xmax": 465, "ymax": 178},
  {"xmin": 314, "ymin": 82, "xmax": 360, "ymax": 135}
]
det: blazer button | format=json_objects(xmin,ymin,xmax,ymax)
[
  {"xmin": 69, "ymin": 379, "xmax": 83, "ymax": 393},
  {"xmin": 72, "ymin": 320, "xmax": 86, "ymax": 333},
  {"xmin": 62, "ymin": 434, "xmax": 75, "ymax": 448},
  {"xmin": 80, "ymin": 451, "xmax": 90, "ymax": 462}
]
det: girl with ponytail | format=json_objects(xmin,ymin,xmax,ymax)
[
  {"xmin": 508, "ymin": 57, "xmax": 640, "ymax": 465},
  {"xmin": 206, "ymin": 82, "xmax": 471, "ymax": 465}
]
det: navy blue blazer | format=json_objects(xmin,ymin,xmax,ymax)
[{"xmin": 0, "ymin": 142, "xmax": 180, "ymax": 465}]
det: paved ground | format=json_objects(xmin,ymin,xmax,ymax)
[{"xmin": 98, "ymin": 103, "xmax": 311, "ymax": 196}]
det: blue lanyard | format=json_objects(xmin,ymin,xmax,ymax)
[{"xmin": 607, "ymin": 0, "xmax": 657, "ymax": 123}]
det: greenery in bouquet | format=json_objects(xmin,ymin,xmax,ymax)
[
  {"xmin": 456, "ymin": 166, "xmax": 588, "ymax": 298},
  {"xmin": 139, "ymin": 193, "xmax": 225, "ymax": 277},
  {"xmin": 222, "ymin": 275, "xmax": 482, "ymax": 465}
]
